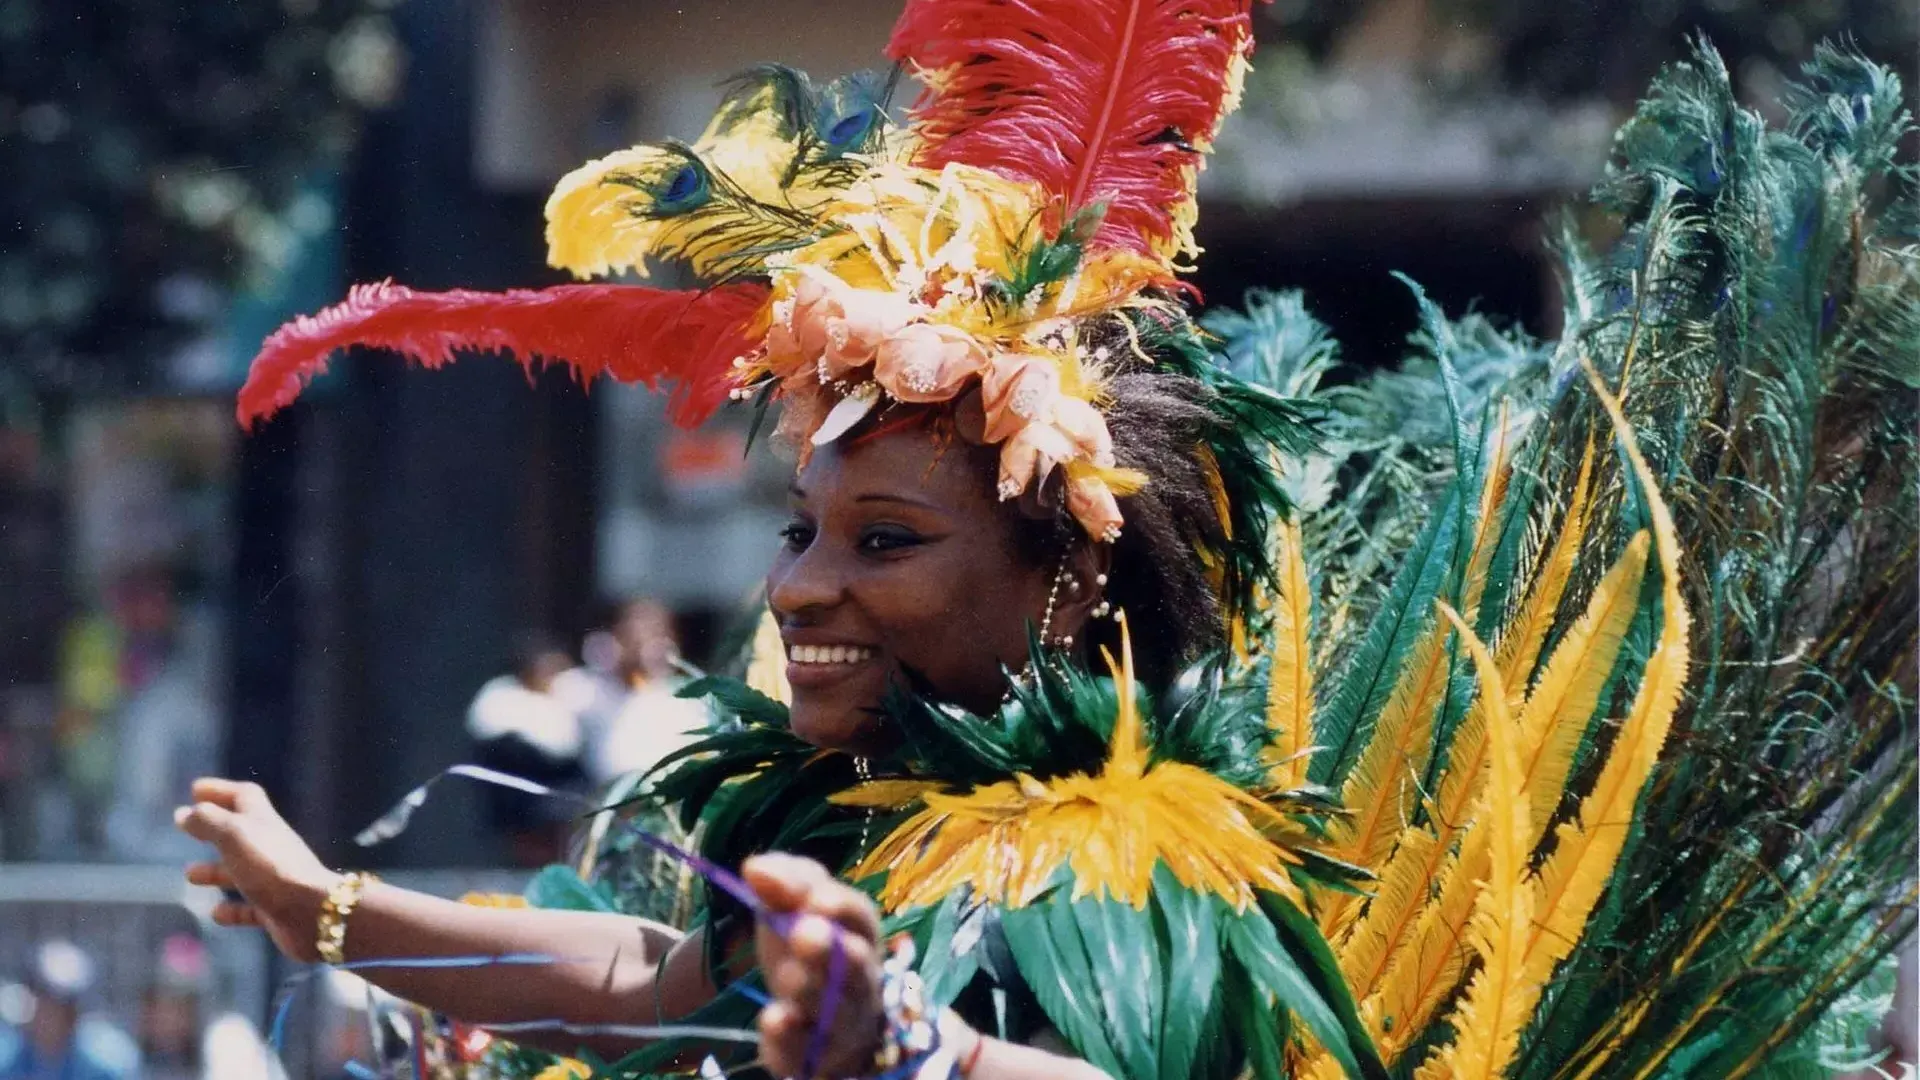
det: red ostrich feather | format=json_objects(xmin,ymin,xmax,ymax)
[
  {"xmin": 887, "ymin": 0, "xmax": 1257, "ymax": 262},
  {"xmin": 236, "ymin": 281, "xmax": 769, "ymax": 430}
]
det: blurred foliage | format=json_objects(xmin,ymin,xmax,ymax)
[
  {"xmin": 0, "ymin": 0, "xmax": 400, "ymax": 395},
  {"xmin": 1261, "ymin": 0, "xmax": 1918, "ymax": 105}
]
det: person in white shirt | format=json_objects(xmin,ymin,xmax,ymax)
[
  {"xmin": 464, "ymin": 632, "xmax": 587, "ymax": 866},
  {"xmin": 566, "ymin": 599, "xmax": 708, "ymax": 788}
]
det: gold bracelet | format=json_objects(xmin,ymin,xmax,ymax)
[{"xmin": 316, "ymin": 871, "xmax": 378, "ymax": 965}]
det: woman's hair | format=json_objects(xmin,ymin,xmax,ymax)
[{"xmin": 1086, "ymin": 370, "xmax": 1231, "ymax": 688}]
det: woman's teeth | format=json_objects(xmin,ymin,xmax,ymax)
[{"xmin": 787, "ymin": 644, "xmax": 875, "ymax": 665}]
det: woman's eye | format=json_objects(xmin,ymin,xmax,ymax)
[
  {"xmin": 779, "ymin": 522, "xmax": 815, "ymax": 551},
  {"xmin": 859, "ymin": 526, "xmax": 923, "ymax": 554}
]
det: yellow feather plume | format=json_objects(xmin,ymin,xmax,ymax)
[
  {"xmin": 1496, "ymin": 437, "xmax": 1596, "ymax": 695},
  {"xmin": 1413, "ymin": 605, "xmax": 1537, "ymax": 1080},
  {"xmin": 1319, "ymin": 620, "xmax": 1453, "ymax": 939},
  {"xmin": 1321, "ymin": 432, "xmax": 1511, "ymax": 937},
  {"xmin": 1264, "ymin": 518, "xmax": 1315, "ymax": 791},
  {"xmin": 1325, "ymin": 827, "xmax": 1442, "ymax": 1037},
  {"xmin": 1376, "ymin": 831, "xmax": 1484, "ymax": 1059},
  {"xmin": 1519, "ymin": 364, "xmax": 1691, "ymax": 1002},
  {"xmin": 1513, "ymin": 531, "xmax": 1649, "ymax": 844}
]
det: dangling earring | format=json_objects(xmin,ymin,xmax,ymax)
[
  {"xmin": 1006, "ymin": 551, "xmax": 1075, "ymax": 707},
  {"xmin": 1089, "ymin": 572, "xmax": 1119, "ymax": 620},
  {"xmin": 1040, "ymin": 551, "xmax": 1076, "ymax": 650}
]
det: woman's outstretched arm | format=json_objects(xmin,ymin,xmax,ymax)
[{"xmin": 175, "ymin": 777, "xmax": 718, "ymax": 1058}]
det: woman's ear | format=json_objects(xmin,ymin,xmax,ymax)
[{"xmin": 1052, "ymin": 537, "xmax": 1116, "ymax": 645}]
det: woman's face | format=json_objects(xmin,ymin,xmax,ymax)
[{"xmin": 768, "ymin": 428, "xmax": 1056, "ymax": 750}]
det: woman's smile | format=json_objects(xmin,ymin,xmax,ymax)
[{"xmin": 783, "ymin": 637, "xmax": 882, "ymax": 691}]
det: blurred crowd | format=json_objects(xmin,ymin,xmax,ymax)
[{"xmin": 0, "ymin": 936, "xmax": 282, "ymax": 1080}]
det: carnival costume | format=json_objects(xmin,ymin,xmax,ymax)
[{"xmin": 238, "ymin": 0, "xmax": 1918, "ymax": 1073}]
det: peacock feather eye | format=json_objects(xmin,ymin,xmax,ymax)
[
  {"xmin": 654, "ymin": 160, "xmax": 710, "ymax": 215},
  {"xmin": 821, "ymin": 105, "xmax": 878, "ymax": 152}
]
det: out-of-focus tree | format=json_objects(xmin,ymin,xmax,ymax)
[
  {"xmin": 0, "ymin": 0, "xmax": 401, "ymax": 395},
  {"xmin": 1261, "ymin": 0, "xmax": 1917, "ymax": 105}
]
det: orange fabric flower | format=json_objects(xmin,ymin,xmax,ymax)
[
  {"xmin": 996, "ymin": 420, "xmax": 1077, "ymax": 501},
  {"xmin": 980, "ymin": 353, "xmax": 1063, "ymax": 443},
  {"xmin": 1067, "ymin": 473, "xmax": 1125, "ymax": 541},
  {"xmin": 873, "ymin": 323, "xmax": 989, "ymax": 403}
]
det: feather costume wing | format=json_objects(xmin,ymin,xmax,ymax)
[
  {"xmin": 236, "ymin": 281, "xmax": 769, "ymax": 428},
  {"xmin": 887, "ymin": 0, "xmax": 1257, "ymax": 266}
]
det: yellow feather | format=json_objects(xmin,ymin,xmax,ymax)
[
  {"xmin": 827, "ymin": 779, "xmax": 941, "ymax": 809},
  {"xmin": 1320, "ymin": 620, "xmax": 1453, "ymax": 942},
  {"xmin": 1323, "ymin": 433, "xmax": 1511, "ymax": 935},
  {"xmin": 1514, "ymin": 531, "xmax": 1649, "ymax": 844},
  {"xmin": 1519, "ymin": 364, "xmax": 1691, "ymax": 1003},
  {"xmin": 1264, "ymin": 518, "xmax": 1315, "ymax": 790},
  {"xmin": 1460, "ymin": 406, "xmax": 1514, "ymax": 615},
  {"xmin": 1496, "ymin": 437, "xmax": 1597, "ymax": 695},
  {"xmin": 544, "ymin": 78, "xmax": 850, "ymax": 280},
  {"xmin": 1375, "ymin": 832, "xmax": 1484, "ymax": 1061},
  {"xmin": 744, "ymin": 606, "xmax": 793, "ymax": 706},
  {"xmin": 1413, "ymin": 605, "xmax": 1537, "ymax": 1080},
  {"xmin": 1331, "ymin": 827, "xmax": 1442, "ymax": 1021}
]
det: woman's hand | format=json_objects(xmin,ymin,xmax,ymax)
[
  {"xmin": 746, "ymin": 853, "xmax": 886, "ymax": 1079},
  {"xmin": 175, "ymin": 777, "xmax": 338, "ymax": 962}
]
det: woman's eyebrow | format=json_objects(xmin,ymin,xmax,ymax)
[{"xmin": 854, "ymin": 492, "xmax": 947, "ymax": 513}]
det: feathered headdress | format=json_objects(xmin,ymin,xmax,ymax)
[{"xmin": 238, "ymin": 0, "xmax": 1268, "ymax": 546}]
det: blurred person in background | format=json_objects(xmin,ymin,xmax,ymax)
[
  {"xmin": 0, "ymin": 941, "xmax": 138, "ymax": 1080},
  {"xmin": 566, "ymin": 598, "xmax": 706, "ymax": 786},
  {"xmin": 466, "ymin": 632, "xmax": 589, "ymax": 867},
  {"xmin": 136, "ymin": 936, "xmax": 207, "ymax": 1080}
]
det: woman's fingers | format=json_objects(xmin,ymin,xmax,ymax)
[
  {"xmin": 742, "ymin": 853, "xmax": 831, "ymax": 913},
  {"xmin": 756, "ymin": 1000, "xmax": 805, "ymax": 1075},
  {"xmin": 211, "ymin": 901, "xmax": 260, "ymax": 928},
  {"xmin": 744, "ymin": 853, "xmax": 881, "ymax": 943},
  {"xmin": 174, "ymin": 802, "xmax": 241, "ymax": 847},
  {"xmin": 189, "ymin": 777, "xmax": 273, "ymax": 813},
  {"xmin": 763, "ymin": 917, "xmax": 876, "ymax": 1015},
  {"xmin": 184, "ymin": 861, "xmax": 234, "ymax": 889},
  {"xmin": 801, "ymin": 880, "xmax": 881, "ymax": 945}
]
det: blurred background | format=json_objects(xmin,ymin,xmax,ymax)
[{"xmin": 0, "ymin": 0, "xmax": 1914, "ymax": 1075}]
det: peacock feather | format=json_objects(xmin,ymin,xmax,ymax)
[{"xmin": 1210, "ymin": 37, "xmax": 1916, "ymax": 1080}]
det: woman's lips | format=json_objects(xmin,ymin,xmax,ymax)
[{"xmin": 784, "ymin": 643, "xmax": 878, "ymax": 690}]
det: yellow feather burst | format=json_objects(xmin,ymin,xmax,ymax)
[
  {"xmin": 1413, "ymin": 605, "xmax": 1537, "ymax": 1080},
  {"xmin": 1264, "ymin": 517, "xmax": 1315, "ymax": 791},
  {"xmin": 848, "ymin": 618, "xmax": 1309, "ymax": 914},
  {"xmin": 1519, "ymin": 367, "xmax": 1691, "ymax": 998}
]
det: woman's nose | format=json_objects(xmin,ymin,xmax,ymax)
[{"xmin": 767, "ymin": 544, "xmax": 845, "ymax": 620}]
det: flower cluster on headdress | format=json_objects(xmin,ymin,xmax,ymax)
[{"xmin": 733, "ymin": 162, "xmax": 1160, "ymax": 542}]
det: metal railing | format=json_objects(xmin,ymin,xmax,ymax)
[{"xmin": 0, "ymin": 864, "xmax": 531, "ymax": 1078}]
